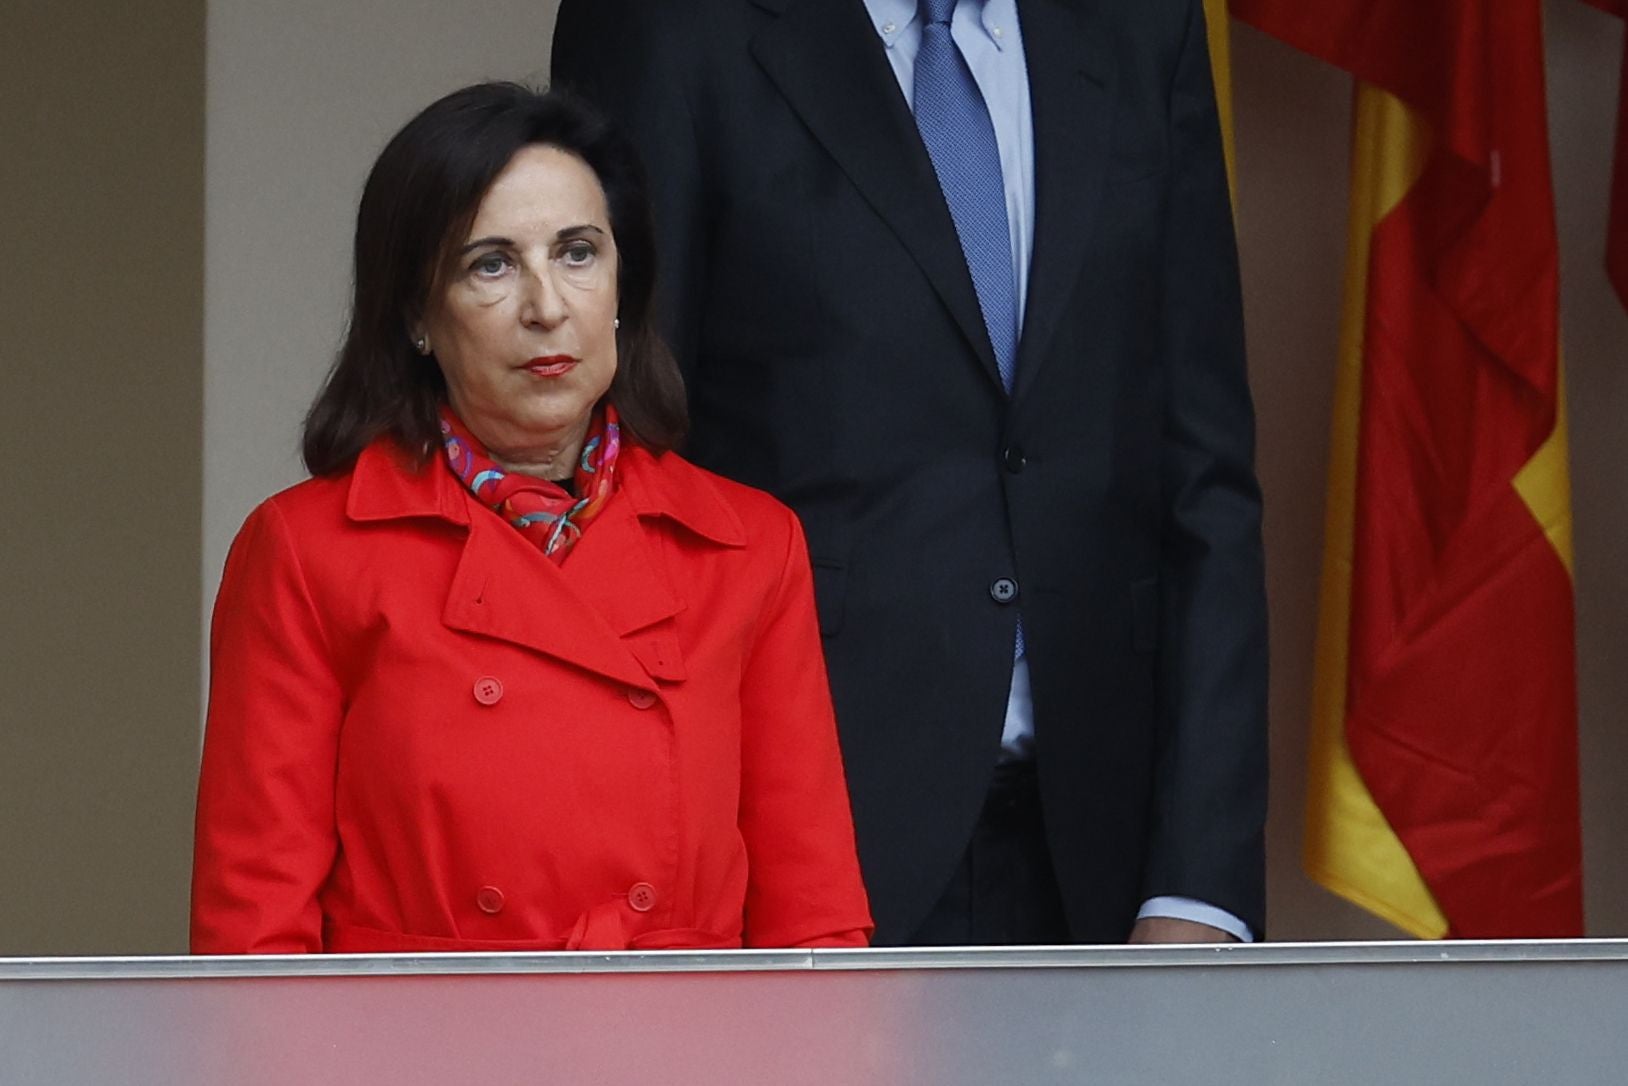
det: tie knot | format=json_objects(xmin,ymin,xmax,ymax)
[{"xmin": 918, "ymin": 0, "xmax": 956, "ymax": 28}]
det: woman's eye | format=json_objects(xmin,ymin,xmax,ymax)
[
  {"xmin": 561, "ymin": 242, "xmax": 596, "ymax": 266},
  {"xmin": 471, "ymin": 253, "xmax": 511, "ymax": 276}
]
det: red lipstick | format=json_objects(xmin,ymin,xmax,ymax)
[{"xmin": 525, "ymin": 355, "xmax": 577, "ymax": 377}]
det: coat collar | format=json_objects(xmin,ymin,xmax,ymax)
[
  {"xmin": 617, "ymin": 445, "xmax": 748, "ymax": 549},
  {"xmin": 342, "ymin": 437, "xmax": 746, "ymax": 691},
  {"xmin": 345, "ymin": 440, "xmax": 471, "ymax": 526}
]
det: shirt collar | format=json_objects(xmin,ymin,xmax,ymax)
[
  {"xmin": 862, "ymin": 0, "xmax": 1018, "ymax": 52},
  {"xmin": 863, "ymin": 0, "xmax": 917, "ymax": 47}
]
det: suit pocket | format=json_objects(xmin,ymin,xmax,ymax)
[
  {"xmin": 811, "ymin": 559, "xmax": 846, "ymax": 638},
  {"xmin": 1130, "ymin": 576, "xmax": 1159, "ymax": 653}
]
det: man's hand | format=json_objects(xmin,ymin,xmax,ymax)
[{"xmin": 1128, "ymin": 917, "xmax": 1239, "ymax": 944}]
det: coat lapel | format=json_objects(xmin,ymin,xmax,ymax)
[
  {"xmin": 559, "ymin": 447, "xmax": 748, "ymax": 686},
  {"xmin": 348, "ymin": 441, "xmax": 719, "ymax": 692},
  {"xmin": 441, "ymin": 512, "xmax": 660, "ymax": 692},
  {"xmin": 1011, "ymin": 0, "xmax": 1115, "ymax": 403},
  {"xmin": 748, "ymin": 0, "xmax": 1005, "ymax": 390},
  {"xmin": 551, "ymin": 490, "xmax": 690, "ymax": 684}
]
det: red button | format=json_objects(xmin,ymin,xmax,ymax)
[
  {"xmin": 627, "ymin": 882, "xmax": 657, "ymax": 912},
  {"xmin": 628, "ymin": 689, "xmax": 657, "ymax": 710},
  {"xmin": 476, "ymin": 886, "xmax": 505, "ymax": 914},
  {"xmin": 473, "ymin": 676, "xmax": 504, "ymax": 706}
]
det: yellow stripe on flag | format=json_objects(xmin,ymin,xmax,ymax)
[
  {"xmin": 1204, "ymin": 0, "xmax": 1237, "ymax": 199},
  {"xmin": 1303, "ymin": 84, "xmax": 1448, "ymax": 939},
  {"xmin": 1513, "ymin": 364, "xmax": 1573, "ymax": 577}
]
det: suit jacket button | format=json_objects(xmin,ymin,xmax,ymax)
[
  {"xmin": 628, "ymin": 882, "xmax": 657, "ymax": 912},
  {"xmin": 473, "ymin": 676, "xmax": 504, "ymax": 706},
  {"xmin": 628, "ymin": 689, "xmax": 658, "ymax": 710},
  {"xmin": 476, "ymin": 886, "xmax": 505, "ymax": 914},
  {"xmin": 1002, "ymin": 445, "xmax": 1026, "ymax": 473},
  {"xmin": 990, "ymin": 578, "xmax": 1019, "ymax": 604}
]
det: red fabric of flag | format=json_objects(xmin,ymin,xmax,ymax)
[{"xmin": 1231, "ymin": 0, "xmax": 1583, "ymax": 936}]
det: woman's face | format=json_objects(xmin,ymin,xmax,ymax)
[{"xmin": 421, "ymin": 144, "xmax": 619, "ymax": 466}]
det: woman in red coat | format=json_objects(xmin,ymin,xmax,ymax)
[{"xmin": 191, "ymin": 84, "xmax": 872, "ymax": 953}]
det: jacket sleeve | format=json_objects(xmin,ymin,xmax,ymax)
[
  {"xmin": 551, "ymin": 0, "xmax": 707, "ymax": 380},
  {"xmin": 1144, "ymin": 0, "xmax": 1270, "ymax": 936},
  {"xmin": 191, "ymin": 499, "xmax": 342, "ymax": 953},
  {"xmin": 737, "ymin": 507, "xmax": 873, "ymax": 947}
]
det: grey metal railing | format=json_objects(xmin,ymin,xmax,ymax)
[{"xmin": 4, "ymin": 941, "xmax": 1625, "ymax": 1083}]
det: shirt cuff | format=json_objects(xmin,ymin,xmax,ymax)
[{"xmin": 1136, "ymin": 896, "xmax": 1255, "ymax": 943}]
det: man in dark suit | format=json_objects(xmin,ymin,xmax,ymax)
[{"xmin": 551, "ymin": 0, "xmax": 1267, "ymax": 945}]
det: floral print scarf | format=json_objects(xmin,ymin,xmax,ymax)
[{"xmin": 438, "ymin": 403, "xmax": 622, "ymax": 563}]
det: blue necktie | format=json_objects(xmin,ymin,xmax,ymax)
[
  {"xmin": 912, "ymin": 0, "xmax": 1025, "ymax": 663},
  {"xmin": 912, "ymin": 0, "xmax": 1019, "ymax": 392}
]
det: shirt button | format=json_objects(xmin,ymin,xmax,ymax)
[
  {"xmin": 882, "ymin": 20, "xmax": 896, "ymax": 34},
  {"xmin": 628, "ymin": 688, "xmax": 658, "ymax": 710},
  {"xmin": 990, "ymin": 577, "xmax": 1019, "ymax": 604},
  {"xmin": 1002, "ymin": 444, "xmax": 1026, "ymax": 473},
  {"xmin": 628, "ymin": 882, "xmax": 657, "ymax": 912},
  {"xmin": 476, "ymin": 886, "xmax": 505, "ymax": 914},
  {"xmin": 992, "ymin": 26, "xmax": 1004, "ymax": 38},
  {"xmin": 473, "ymin": 676, "xmax": 504, "ymax": 706}
]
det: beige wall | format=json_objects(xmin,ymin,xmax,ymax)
[
  {"xmin": 202, "ymin": 0, "xmax": 560, "ymax": 616},
  {"xmin": 0, "ymin": 0, "xmax": 1620, "ymax": 952},
  {"xmin": 0, "ymin": 1, "xmax": 205, "ymax": 952}
]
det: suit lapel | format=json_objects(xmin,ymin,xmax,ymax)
[
  {"xmin": 1012, "ymin": 0, "xmax": 1114, "ymax": 403},
  {"xmin": 749, "ymin": 0, "xmax": 1005, "ymax": 390}
]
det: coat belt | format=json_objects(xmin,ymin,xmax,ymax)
[{"xmin": 324, "ymin": 905, "xmax": 738, "ymax": 954}]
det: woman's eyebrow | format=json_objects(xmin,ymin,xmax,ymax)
[
  {"xmin": 457, "ymin": 235, "xmax": 512, "ymax": 256},
  {"xmin": 555, "ymin": 224, "xmax": 608, "ymax": 240},
  {"xmin": 458, "ymin": 225, "xmax": 605, "ymax": 255}
]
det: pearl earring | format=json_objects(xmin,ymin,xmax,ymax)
[
  {"xmin": 613, "ymin": 318, "xmax": 621, "ymax": 331},
  {"xmin": 413, "ymin": 334, "xmax": 430, "ymax": 355}
]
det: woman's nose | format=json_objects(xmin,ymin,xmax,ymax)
[{"xmin": 519, "ymin": 267, "xmax": 568, "ymax": 328}]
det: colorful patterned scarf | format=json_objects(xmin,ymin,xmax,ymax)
[{"xmin": 438, "ymin": 403, "xmax": 622, "ymax": 564}]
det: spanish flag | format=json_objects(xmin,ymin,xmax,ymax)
[{"xmin": 1230, "ymin": 0, "xmax": 1584, "ymax": 937}]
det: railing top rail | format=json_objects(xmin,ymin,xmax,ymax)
[{"xmin": 5, "ymin": 938, "xmax": 1628, "ymax": 980}]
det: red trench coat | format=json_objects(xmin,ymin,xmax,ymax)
[{"xmin": 191, "ymin": 438, "xmax": 872, "ymax": 953}]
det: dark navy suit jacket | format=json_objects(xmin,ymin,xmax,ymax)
[{"xmin": 551, "ymin": 0, "xmax": 1269, "ymax": 944}]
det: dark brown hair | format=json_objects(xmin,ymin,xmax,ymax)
[{"xmin": 302, "ymin": 82, "xmax": 686, "ymax": 475}]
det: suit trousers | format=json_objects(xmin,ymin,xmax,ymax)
[{"xmin": 909, "ymin": 761, "xmax": 1071, "ymax": 946}]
